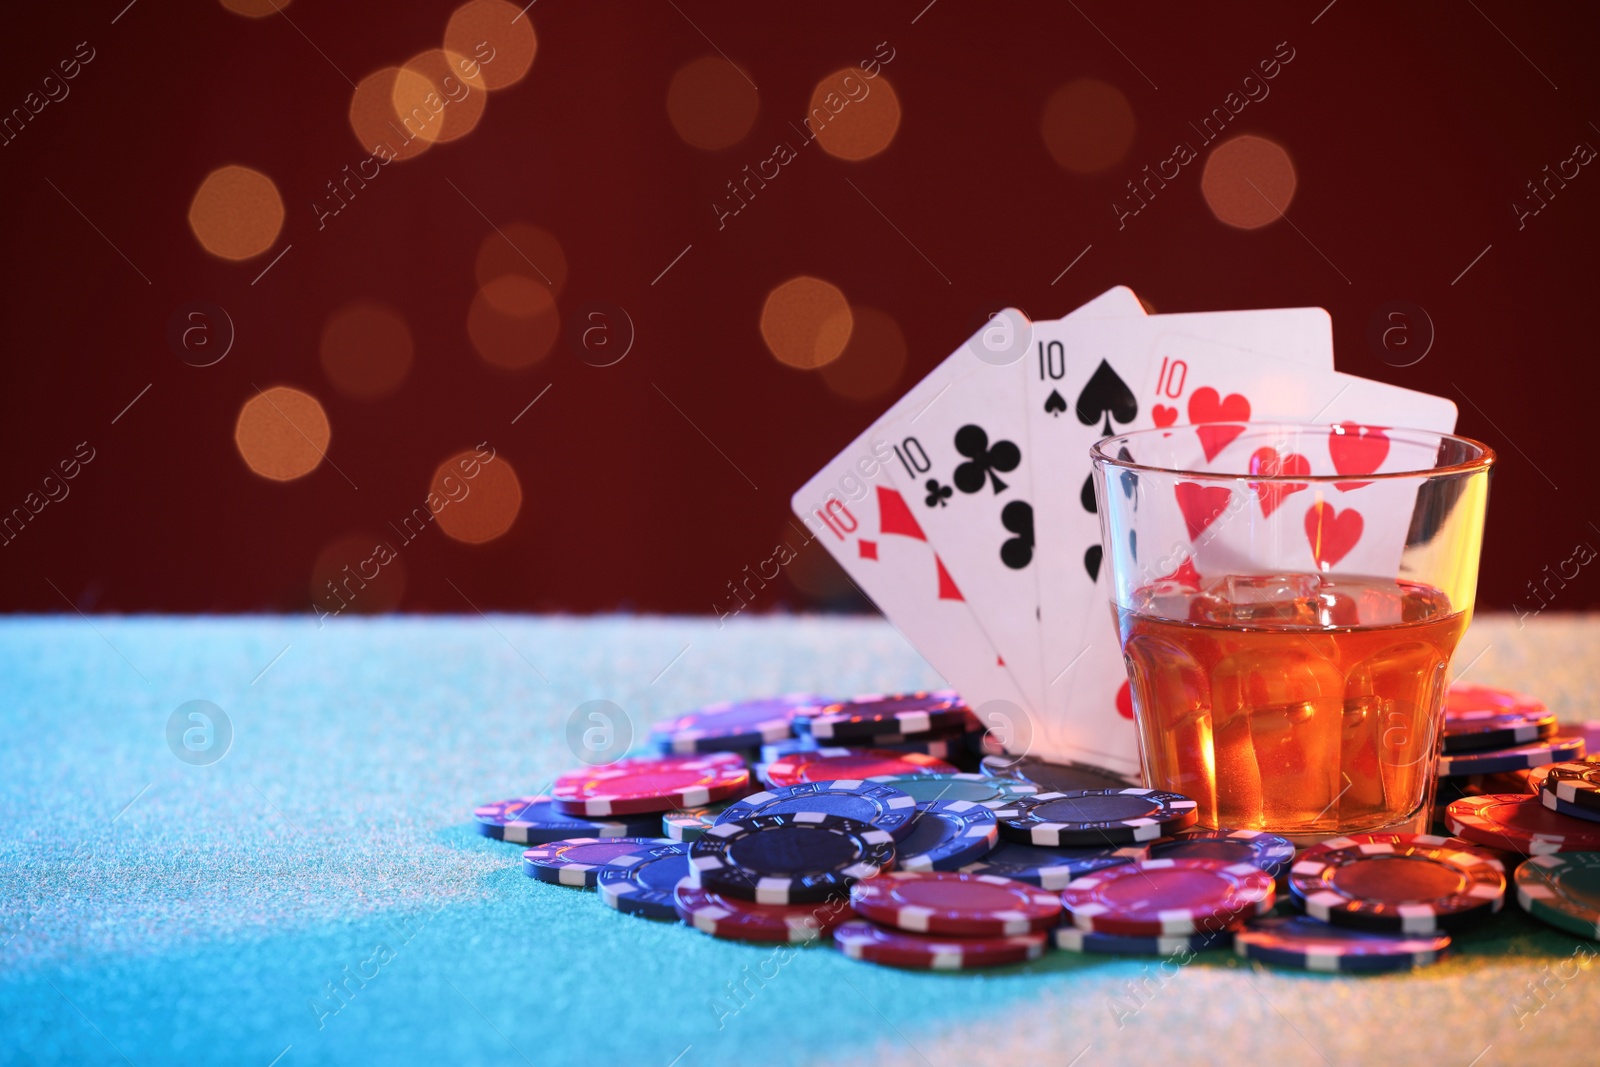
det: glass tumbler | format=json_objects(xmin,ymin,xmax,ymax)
[{"xmin": 1090, "ymin": 423, "xmax": 1494, "ymax": 842}]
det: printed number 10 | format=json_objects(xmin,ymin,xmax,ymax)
[{"xmin": 1154, "ymin": 356, "xmax": 1187, "ymax": 398}]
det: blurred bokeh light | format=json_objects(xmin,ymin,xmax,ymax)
[
  {"xmin": 187, "ymin": 165, "xmax": 284, "ymax": 261},
  {"xmin": 468, "ymin": 276, "xmax": 560, "ymax": 368},
  {"xmin": 310, "ymin": 532, "xmax": 408, "ymax": 615},
  {"xmin": 808, "ymin": 69, "xmax": 900, "ymax": 161},
  {"xmin": 235, "ymin": 387, "xmax": 331, "ymax": 482},
  {"xmin": 1040, "ymin": 79, "xmax": 1136, "ymax": 174},
  {"xmin": 445, "ymin": 0, "xmax": 537, "ymax": 91},
  {"xmin": 432, "ymin": 449, "xmax": 522, "ymax": 544},
  {"xmin": 395, "ymin": 49, "xmax": 489, "ymax": 144},
  {"xmin": 1201, "ymin": 134, "xmax": 1297, "ymax": 229},
  {"xmin": 350, "ymin": 68, "xmax": 432, "ymax": 161},
  {"xmin": 219, "ymin": 0, "xmax": 289, "ymax": 17},
  {"xmin": 320, "ymin": 301, "xmax": 415, "ymax": 401},
  {"xmin": 818, "ymin": 306, "xmax": 906, "ymax": 402},
  {"xmin": 475, "ymin": 223, "xmax": 567, "ymax": 297},
  {"xmin": 667, "ymin": 57, "xmax": 759, "ymax": 151},
  {"xmin": 760, "ymin": 276, "xmax": 853, "ymax": 370}
]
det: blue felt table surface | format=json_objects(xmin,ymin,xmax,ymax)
[{"xmin": 2, "ymin": 613, "xmax": 1598, "ymax": 1067}]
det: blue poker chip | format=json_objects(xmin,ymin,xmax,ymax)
[
  {"xmin": 596, "ymin": 841, "xmax": 695, "ymax": 919},
  {"xmin": 1234, "ymin": 915, "xmax": 1451, "ymax": 973},
  {"xmin": 473, "ymin": 795, "xmax": 664, "ymax": 844},
  {"xmin": 689, "ymin": 812, "xmax": 897, "ymax": 904},
  {"xmin": 1148, "ymin": 828, "xmax": 1297, "ymax": 877},
  {"xmin": 522, "ymin": 837, "xmax": 669, "ymax": 886},
  {"xmin": 650, "ymin": 694, "xmax": 828, "ymax": 754},
  {"xmin": 895, "ymin": 800, "xmax": 1000, "ymax": 872},
  {"xmin": 959, "ymin": 840, "xmax": 1148, "ymax": 889},
  {"xmin": 715, "ymin": 780, "xmax": 919, "ymax": 840},
  {"xmin": 1053, "ymin": 926, "xmax": 1234, "ymax": 955},
  {"xmin": 1539, "ymin": 788, "xmax": 1600, "ymax": 825},
  {"xmin": 995, "ymin": 789, "xmax": 1199, "ymax": 846},
  {"xmin": 1437, "ymin": 734, "xmax": 1586, "ymax": 777}
]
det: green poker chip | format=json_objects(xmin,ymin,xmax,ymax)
[
  {"xmin": 662, "ymin": 803, "xmax": 727, "ymax": 842},
  {"xmin": 1516, "ymin": 851, "xmax": 1600, "ymax": 940}
]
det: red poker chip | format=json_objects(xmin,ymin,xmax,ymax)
[
  {"xmin": 1445, "ymin": 683, "xmax": 1546, "ymax": 718},
  {"xmin": 1060, "ymin": 858, "xmax": 1276, "ymax": 937},
  {"xmin": 833, "ymin": 919, "xmax": 1047, "ymax": 970},
  {"xmin": 762, "ymin": 747, "xmax": 956, "ymax": 788},
  {"xmin": 551, "ymin": 753, "xmax": 751, "ymax": 815},
  {"xmin": 849, "ymin": 871, "xmax": 1062, "ymax": 936},
  {"xmin": 1299, "ymin": 831, "xmax": 1516, "ymax": 870},
  {"xmin": 1445, "ymin": 793, "xmax": 1600, "ymax": 855},
  {"xmin": 674, "ymin": 882, "xmax": 852, "ymax": 943}
]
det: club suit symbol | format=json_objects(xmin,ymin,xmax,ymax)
[
  {"xmin": 924, "ymin": 479, "xmax": 953, "ymax": 508},
  {"xmin": 1000, "ymin": 501, "xmax": 1035, "ymax": 570},
  {"xmin": 953, "ymin": 424, "xmax": 1021, "ymax": 494}
]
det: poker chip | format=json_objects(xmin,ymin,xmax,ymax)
[
  {"xmin": 596, "ymin": 841, "xmax": 696, "ymax": 919},
  {"xmin": 1287, "ymin": 836, "xmax": 1505, "ymax": 932},
  {"xmin": 959, "ymin": 840, "xmax": 1148, "ymax": 889},
  {"xmin": 1446, "ymin": 683, "xmax": 1546, "ymax": 718},
  {"xmin": 895, "ymin": 800, "xmax": 1000, "ymax": 871},
  {"xmin": 1233, "ymin": 916, "xmax": 1452, "ymax": 973},
  {"xmin": 1515, "ymin": 852, "xmax": 1600, "ymax": 940},
  {"xmin": 650, "ymin": 694, "xmax": 824, "ymax": 754},
  {"xmin": 521, "ymin": 837, "xmax": 668, "ymax": 886},
  {"xmin": 760, "ymin": 736, "xmax": 820, "ymax": 765},
  {"xmin": 673, "ymin": 882, "xmax": 854, "ymax": 943},
  {"xmin": 714, "ymin": 780, "xmax": 920, "ymax": 840},
  {"xmin": 762, "ymin": 747, "xmax": 957, "ymax": 788},
  {"xmin": 1529, "ymin": 756, "xmax": 1600, "ymax": 795},
  {"xmin": 1060, "ymin": 858, "xmax": 1275, "ymax": 936},
  {"xmin": 1539, "ymin": 760, "xmax": 1600, "ymax": 814},
  {"xmin": 869, "ymin": 735, "xmax": 963, "ymax": 761},
  {"xmin": 552, "ymin": 753, "xmax": 752, "ymax": 815},
  {"xmin": 662, "ymin": 804, "xmax": 727, "ymax": 842},
  {"xmin": 473, "ymin": 796, "xmax": 663, "ymax": 844},
  {"xmin": 867, "ymin": 771, "xmax": 1037, "ymax": 808},
  {"xmin": 1301, "ymin": 831, "xmax": 1510, "ymax": 868},
  {"xmin": 832, "ymin": 919, "xmax": 1046, "ymax": 970},
  {"xmin": 1148, "ymin": 828, "xmax": 1297, "ymax": 877},
  {"xmin": 1053, "ymin": 926, "xmax": 1234, "ymax": 956},
  {"xmin": 1436, "ymin": 734, "xmax": 1586, "ymax": 778},
  {"xmin": 979, "ymin": 755, "xmax": 1139, "ymax": 792},
  {"xmin": 688, "ymin": 812, "xmax": 897, "ymax": 904},
  {"xmin": 1540, "ymin": 789, "xmax": 1600, "ymax": 825},
  {"xmin": 1443, "ymin": 705, "xmax": 1557, "ymax": 753},
  {"xmin": 995, "ymin": 789, "xmax": 1199, "ymax": 847},
  {"xmin": 850, "ymin": 871, "xmax": 1062, "ymax": 936},
  {"xmin": 793, "ymin": 691, "xmax": 973, "ymax": 742},
  {"xmin": 1446, "ymin": 793, "xmax": 1600, "ymax": 855}
]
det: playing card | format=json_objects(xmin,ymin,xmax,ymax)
[
  {"xmin": 1131, "ymin": 332, "xmax": 1459, "ymax": 581},
  {"xmin": 876, "ymin": 359, "xmax": 1046, "ymax": 710},
  {"xmin": 792, "ymin": 444, "xmax": 1027, "ymax": 711},
  {"xmin": 1025, "ymin": 310, "xmax": 1335, "ymax": 769},
  {"xmin": 792, "ymin": 286, "xmax": 1145, "ymax": 716}
]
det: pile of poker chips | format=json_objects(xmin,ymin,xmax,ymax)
[{"xmin": 472, "ymin": 685, "xmax": 1600, "ymax": 972}]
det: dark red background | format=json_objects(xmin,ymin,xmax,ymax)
[{"xmin": 2, "ymin": 1, "xmax": 1595, "ymax": 615}]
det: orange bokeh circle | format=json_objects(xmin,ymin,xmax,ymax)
[
  {"xmin": 188, "ymin": 165, "xmax": 284, "ymax": 261},
  {"xmin": 234, "ymin": 386, "xmax": 330, "ymax": 481},
  {"xmin": 431, "ymin": 449, "xmax": 522, "ymax": 543}
]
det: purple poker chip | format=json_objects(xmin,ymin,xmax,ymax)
[
  {"xmin": 522, "ymin": 837, "xmax": 670, "ymax": 886},
  {"xmin": 650, "ymin": 694, "xmax": 828, "ymax": 754}
]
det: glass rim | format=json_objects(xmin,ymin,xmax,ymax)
[{"xmin": 1089, "ymin": 422, "xmax": 1496, "ymax": 483}]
